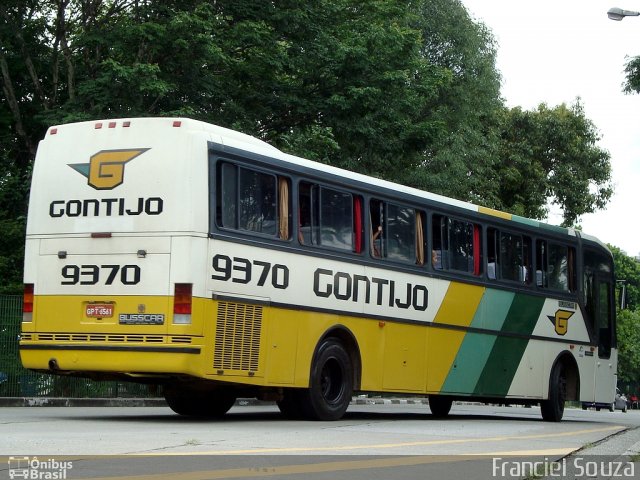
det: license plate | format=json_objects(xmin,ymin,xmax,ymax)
[{"xmin": 86, "ymin": 303, "xmax": 114, "ymax": 318}]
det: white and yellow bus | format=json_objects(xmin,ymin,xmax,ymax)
[{"xmin": 20, "ymin": 117, "xmax": 617, "ymax": 421}]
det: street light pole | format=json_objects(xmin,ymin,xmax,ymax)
[{"xmin": 608, "ymin": 7, "xmax": 640, "ymax": 21}]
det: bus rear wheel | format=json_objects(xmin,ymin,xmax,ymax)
[
  {"xmin": 277, "ymin": 389, "xmax": 306, "ymax": 419},
  {"xmin": 540, "ymin": 362, "xmax": 566, "ymax": 422},
  {"xmin": 164, "ymin": 387, "xmax": 236, "ymax": 417},
  {"xmin": 301, "ymin": 338, "xmax": 353, "ymax": 421}
]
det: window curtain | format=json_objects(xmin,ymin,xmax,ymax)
[
  {"xmin": 278, "ymin": 177, "xmax": 289, "ymax": 239},
  {"xmin": 415, "ymin": 211, "xmax": 424, "ymax": 265}
]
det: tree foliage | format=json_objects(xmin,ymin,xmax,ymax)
[
  {"xmin": 495, "ymin": 102, "xmax": 612, "ymax": 226},
  {"xmin": 0, "ymin": 0, "xmax": 614, "ymax": 293},
  {"xmin": 611, "ymin": 245, "xmax": 640, "ymax": 311},
  {"xmin": 611, "ymin": 246, "xmax": 640, "ymax": 391},
  {"xmin": 617, "ymin": 309, "xmax": 640, "ymax": 390},
  {"xmin": 623, "ymin": 55, "xmax": 640, "ymax": 94}
]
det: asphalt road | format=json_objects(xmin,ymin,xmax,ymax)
[{"xmin": 1, "ymin": 402, "xmax": 639, "ymax": 480}]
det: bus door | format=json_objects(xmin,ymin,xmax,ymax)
[
  {"xmin": 595, "ymin": 273, "xmax": 616, "ymax": 402},
  {"xmin": 587, "ymin": 271, "xmax": 617, "ymax": 403}
]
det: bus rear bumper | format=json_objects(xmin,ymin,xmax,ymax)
[{"xmin": 19, "ymin": 343, "xmax": 203, "ymax": 379}]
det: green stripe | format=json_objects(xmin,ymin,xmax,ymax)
[
  {"xmin": 441, "ymin": 289, "xmax": 513, "ymax": 393},
  {"xmin": 473, "ymin": 294, "xmax": 545, "ymax": 396}
]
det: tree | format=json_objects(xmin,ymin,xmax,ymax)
[
  {"xmin": 611, "ymin": 245, "xmax": 640, "ymax": 311},
  {"xmin": 494, "ymin": 102, "xmax": 613, "ymax": 225},
  {"xmin": 610, "ymin": 246, "xmax": 640, "ymax": 393},
  {"xmin": 0, "ymin": 0, "xmax": 460, "ymax": 294},
  {"xmin": 0, "ymin": 0, "xmax": 615, "ymax": 292},
  {"xmin": 623, "ymin": 56, "xmax": 640, "ymax": 94},
  {"xmin": 402, "ymin": 0, "xmax": 503, "ymax": 206},
  {"xmin": 617, "ymin": 309, "xmax": 640, "ymax": 392}
]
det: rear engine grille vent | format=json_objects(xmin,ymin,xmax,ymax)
[
  {"xmin": 213, "ymin": 302, "xmax": 262, "ymax": 372},
  {"xmin": 171, "ymin": 336, "xmax": 192, "ymax": 344},
  {"xmin": 30, "ymin": 333, "xmax": 170, "ymax": 344}
]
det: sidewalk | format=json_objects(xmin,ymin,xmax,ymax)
[{"xmin": 540, "ymin": 426, "xmax": 640, "ymax": 480}]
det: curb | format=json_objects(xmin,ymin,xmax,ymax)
[
  {"xmin": 0, "ymin": 397, "xmax": 431, "ymax": 408},
  {"xmin": 0, "ymin": 397, "xmax": 168, "ymax": 407},
  {"xmin": 0, "ymin": 397, "xmax": 486, "ymax": 408}
]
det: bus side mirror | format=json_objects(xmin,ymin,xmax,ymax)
[{"xmin": 617, "ymin": 280, "xmax": 628, "ymax": 310}]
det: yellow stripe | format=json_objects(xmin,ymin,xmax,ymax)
[
  {"xmin": 478, "ymin": 206, "xmax": 512, "ymax": 220},
  {"xmin": 168, "ymin": 425, "xmax": 622, "ymax": 456},
  {"xmin": 60, "ymin": 426, "xmax": 624, "ymax": 480},
  {"xmin": 69, "ymin": 456, "xmax": 471, "ymax": 480},
  {"xmin": 427, "ymin": 282, "xmax": 485, "ymax": 391}
]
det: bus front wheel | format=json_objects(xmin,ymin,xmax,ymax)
[
  {"xmin": 540, "ymin": 362, "xmax": 566, "ymax": 422},
  {"xmin": 301, "ymin": 338, "xmax": 353, "ymax": 421}
]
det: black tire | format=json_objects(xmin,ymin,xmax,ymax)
[
  {"xmin": 609, "ymin": 403, "xmax": 615, "ymax": 413},
  {"xmin": 300, "ymin": 338, "xmax": 353, "ymax": 421},
  {"xmin": 540, "ymin": 362, "xmax": 566, "ymax": 422},
  {"xmin": 277, "ymin": 389, "xmax": 306, "ymax": 419},
  {"xmin": 164, "ymin": 387, "xmax": 236, "ymax": 417},
  {"xmin": 428, "ymin": 395, "xmax": 453, "ymax": 418}
]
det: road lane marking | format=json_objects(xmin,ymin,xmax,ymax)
[
  {"xmin": 140, "ymin": 424, "xmax": 625, "ymax": 455},
  {"xmin": 71, "ymin": 456, "xmax": 486, "ymax": 480}
]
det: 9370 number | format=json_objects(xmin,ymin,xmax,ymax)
[
  {"xmin": 61, "ymin": 264, "xmax": 141, "ymax": 285},
  {"xmin": 211, "ymin": 254, "xmax": 289, "ymax": 289}
]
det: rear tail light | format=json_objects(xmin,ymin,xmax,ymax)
[
  {"xmin": 173, "ymin": 283, "xmax": 192, "ymax": 324},
  {"xmin": 23, "ymin": 284, "xmax": 34, "ymax": 322}
]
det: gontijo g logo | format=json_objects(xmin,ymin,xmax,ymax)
[{"xmin": 69, "ymin": 149, "xmax": 149, "ymax": 190}]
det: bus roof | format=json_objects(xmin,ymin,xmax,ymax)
[{"xmin": 42, "ymin": 117, "xmax": 599, "ymax": 245}]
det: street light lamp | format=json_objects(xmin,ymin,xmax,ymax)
[{"xmin": 608, "ymin": 7, "xmax": 640, "ymax": 21}]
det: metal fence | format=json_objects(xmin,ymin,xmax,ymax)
[{"xmin": 0, "ymin": 295, "xmax": 159, "ymax": 398}]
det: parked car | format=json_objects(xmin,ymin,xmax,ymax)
[
  {"xmin": 581, "ymin": 388, "xmax": 627, "ymax": 413},
  {"xmin": 615, "ymin": 388, "xmax": 628, "ymax": 412}
]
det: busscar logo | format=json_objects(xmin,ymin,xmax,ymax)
[{"xmin": 69, "ymin": 148, "xmax": 149, "ymax": 190}]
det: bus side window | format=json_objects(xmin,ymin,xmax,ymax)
[
  {"xmin": 547, "ymin": 243, "xmax": 571, "ymax": 292},
  {"xmin": 433, "ymin": 214, "xmax": 478, "ymax": 274},
  {"xmin": 298, "ymin": 182, "xmax": 315, "ymax": 245},
  {"xmin": 449, "ymin": 218, "xmax": 476, "ymax": 273},
  {"xmin": 370, "ymin": 199, "xmax": 384, "ymax": 257},
  {"xmin": 432, "ymin": 214, "xmax": 445, "ymax": 270},
  {"xmin": 217, "ymin": 161, "xmax": 282, "ymax": 238},
  {"xmin": 386, "ymin": 203, "xmax": 415, "ymax": 263},
  {"xmin": 500, "ymin": 231, "xmax": 531, "ymax": 284},
  {"xmin": 536, "ymin": 239, "xmax": 547, "ymax": 287},
  {"xmin": 488, "ymin": 228, "xmax": 530, "ymax": 283},
  {"xmin": 299, "ymin": 181, "xmax": 355, "ymax": 252},
  {"xmin": 219, "ymin": 162, "xmax": 238, "ymax": 229},
  {"xmin": 536, "ymin": 241, "xmax": 575, "ymax": 292},
  {"xmin": 319, "ymin": 187, "xmax": 353, "ymax": 251},
  {"xmin": 487, "ymin": 227, "xmax": 497, "ymax": 279},
  {"xmin": 370, "ymin": 199, "xmax": 417, "ymax": 264}
]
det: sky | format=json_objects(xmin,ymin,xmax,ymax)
[{"xmin": 461, "ymin": 0, "xmax": 640, "ymax": 258}]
